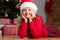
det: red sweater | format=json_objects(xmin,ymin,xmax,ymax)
[{"xmin": 18, "ymin": 15, "xmax": 48, "ymax": 38}]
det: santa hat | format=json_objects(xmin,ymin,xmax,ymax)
[{"xmin": 20, "ymin": 0, "xmax": 38, "ymax": 13}]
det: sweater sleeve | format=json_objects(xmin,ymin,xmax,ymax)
[
  {"xmin": 18, "ymin": 22, "xmax": 27, "ymax": 38},
  {"xmin": 42, "ymin": 27, "xmax": 48, "ymax": 37},
  {"xmin": 29, "ymin": 16, "xmax": 43, "ymax": 38}
]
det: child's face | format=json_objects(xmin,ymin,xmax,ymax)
[{"xmin": 21, "ymin": 7, "xmax": 36, "ymax": 18}]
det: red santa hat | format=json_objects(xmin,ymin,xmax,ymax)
[{"xmin": 20, "ymin": 0, "xmax": 38, "ymax": 13}]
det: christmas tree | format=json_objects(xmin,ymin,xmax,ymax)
[{"xmin": 0, "ymin": 0, "xmax": 20, "ymax": 18}]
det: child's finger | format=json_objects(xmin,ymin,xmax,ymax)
[{"xmin": 22, "ymin": 15, "xmax": 26, "ymax": 20}]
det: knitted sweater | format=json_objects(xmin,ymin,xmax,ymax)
[{"xmin": 18, "ymin": 15, "xmax": 48, "ymax": 38}]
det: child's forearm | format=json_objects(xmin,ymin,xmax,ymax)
[
  {"xmin": 18, "ymin": 22, "xmax": 27, "ymax": 38},
  {"xmin": 29, "ymin": 22, "xmax": 42, "ymax": 38},
  {"xmin": 29, "ymin": 16, "xmax": 44, "ymax": 38}
]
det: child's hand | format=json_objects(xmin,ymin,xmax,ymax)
[
  {"xmin": 29, "ymin": 13, "xmax": 36, "ymax": 22},
  {"xmin": 22, "ymin": 15, "xmax": 27, "ymax": 22}
]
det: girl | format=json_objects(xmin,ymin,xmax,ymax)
[{"xmin": 18, "ymin": 0, "xmax": 48, "ymax": 38}]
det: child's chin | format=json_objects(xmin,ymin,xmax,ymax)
[
  {"xmin": 26, "ymin": 17, "xmax": 30, "ymax": 18},
  {"xmin": 26, "ymin": 16, "xmax": 31, "ymax": 18}
]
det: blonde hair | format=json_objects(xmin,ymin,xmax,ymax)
[{"xmin": 17, "ymin": 16, "xmax": 22, "ymax": 28}]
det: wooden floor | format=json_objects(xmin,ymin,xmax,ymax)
[{"xmin": 0, "ymin": 35, "xmax": 60, "ymax": 40}]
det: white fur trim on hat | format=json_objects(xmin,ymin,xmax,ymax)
[{"xmin": 20, "ymin": 2, "xmax": 38, "ymax": 13}]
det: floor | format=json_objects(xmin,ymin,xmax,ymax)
[{"xmin": 0, "ymin": 35, "xmax": 60, "ymax": 40}]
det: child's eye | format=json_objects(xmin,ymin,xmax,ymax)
[
  {"xmin": 28, "ymin": 9, "xmax": 31, "ymax": 11},
  {"xmin": 22, "ymin": 9, "xmax": 26, "ymax": 11}
]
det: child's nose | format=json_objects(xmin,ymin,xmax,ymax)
[
  {"xmin": 26, "ymin": 10, "xmax": 29, "ymax": 13},
  {"xmin": 26, "ymin": 10, "xmax": 29, "ymax": 15}
]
